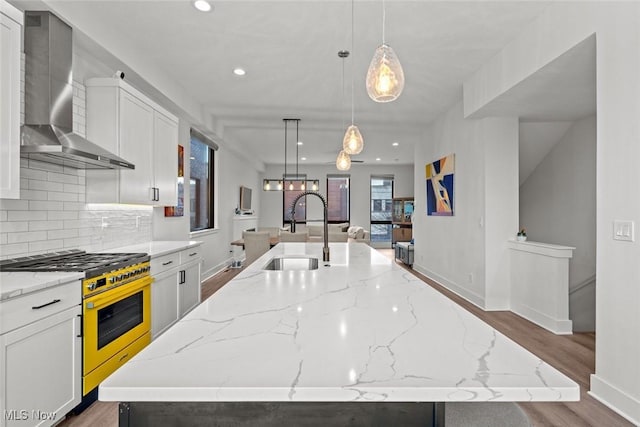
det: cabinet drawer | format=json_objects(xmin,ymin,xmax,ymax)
[
  {"xmin": 0, "ymin": 281, "xmax": 80, "ymax": 335},
  {"xmin": 180, "ymin": 247, "xmax": 202, "ymax": 264},
  {"xmin": 150, "ymin": 251, "xmax": 181, "ymax": 275}
]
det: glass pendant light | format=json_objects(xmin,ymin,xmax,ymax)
[
  {"xmin": 366, "ymin": 0, "xmax": 404, "ymax": 103},
  {"xmin": 343, "ymin": 0, "xmax": 364, "ymax": 155},
  {"xmin": 336, "ymin": 150, "xmax": 351, "ymax": 171},
  {"xmin": 343, "ymin": 125, "xmax": 363, "ymax": 155}
]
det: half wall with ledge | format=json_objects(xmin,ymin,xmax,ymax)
[{"xmin": 509, "ymin": 240, "xmax": 575, "ymax": 335}]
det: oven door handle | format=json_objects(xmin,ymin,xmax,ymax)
[{"xmin": 85, "ymin": 276, "xmax": 154, "ymax": 310}]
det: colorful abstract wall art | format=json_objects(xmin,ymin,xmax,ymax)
[{"xmin": 425, "ymin": 154, "xmax": 455, "ymax": 216}]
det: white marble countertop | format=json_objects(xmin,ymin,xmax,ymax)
[
  {"xmin": 99, "ymin": 242, "xmax": 579, "ymax": 403},
  {"xmin": 0, "ymin": 271, "xmax": 84, "ymax": 301},
  {"xmin": 104, "ymin": 240, "xmax": 202, "ymax": 258}
]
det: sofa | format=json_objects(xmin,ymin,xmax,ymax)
[
  {"xmin": 257, "ymin": 225, "xmax": 290, "ymax": 238},
  {"xmin": 302, "ymin": 222, "xmax": 349, "ymax": 242}
]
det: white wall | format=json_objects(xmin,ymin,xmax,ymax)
[
  {"xmin": 413, "ymin": 102, "xmax": 518, "ymax": 310},
  {"xmin": 259, "ymin": 163, "xmax": 414, "ymax": 230},
  {"xmin": 195, "ymin": 145, "xmax": 262, "ymax": 279},
  {"xmin": 464, "ymin": 3, "xmax": 640, "ymax": 423},
  {"xmin": 520, "ymin": 115, "xmax": 596, "ymax": 331}
]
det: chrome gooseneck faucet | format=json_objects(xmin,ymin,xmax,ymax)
[{"xmin": 290, "ymin": 191, "xmax": 329, "ymax": 263}]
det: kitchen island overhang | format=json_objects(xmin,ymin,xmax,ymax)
[{"xmin": 99, "ymin": 242, "xmax": 578, "ymax": 425}]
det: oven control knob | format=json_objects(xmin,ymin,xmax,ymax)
[
  {"xmin": 87, "ymin": 282, "xmax": 96, "ymax": 291},
  {"xmin": 117, "ymin": 274, "xmax": 123, "ymax": 281},
  {"xmin": 110, "ymin": 277, "xmax": 116, "ymax": 284},
  {"xmin": 124, "ymin": 272, "xmax": 130, "ymax": 278}
]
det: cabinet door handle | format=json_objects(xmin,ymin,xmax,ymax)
[
  {"xmin": 162, "ymin": 260, "xmax": 173, "ymax": 266},
  {"xmin": 179, "ymin": 270, "xmax": 185, "ymax": 284},
  {"xmin": 32, "ymin": 299, "xmax": 61, "ymax": 310},
  {"xmin": 77, "ymin": 314, "xmax": 83, "ymax": 338},
  {"xmin": 156, "ymin": 188, "xmax": 160, "ymax": 201}
]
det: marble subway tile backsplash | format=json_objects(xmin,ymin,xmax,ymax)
[{"xmin": 0, "ymin": 159, "xmax": 153, "ymax": 259}]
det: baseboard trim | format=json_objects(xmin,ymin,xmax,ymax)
[
  {"xmin": 590, "ymin": 375, "xmax": 640, "ymax": 426},
  {"xmin": 201, "ymin": 257, "xmax": 234, "ymax": 282},
  {"xmin": 413, "ymin": 264, "xmax": 486, "ymax": 309},
  {"xmin": 510, "ymin": 302, "xmax": 573, "ymax": 335}
]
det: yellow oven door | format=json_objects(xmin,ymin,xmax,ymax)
[{"xmin": 83, "ymin": 276, "xmax": 152, "ymax": 378}]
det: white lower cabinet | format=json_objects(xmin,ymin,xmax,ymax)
[
  {"xmin": 150, "ymin": 246, "xmax": 202, "ymax": 340},
  {"xmin": 151, "ymin": 269, "xmax": 180, "ymax": 339},
  {"xmin": 0, "ymin": 282, "xmax": 81, "ymax": 427},
  {"xmin": 178, "ymin": 261, "xmax": 200, "ymax": 317}
]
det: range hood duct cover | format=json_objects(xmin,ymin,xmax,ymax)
[{"xmin": 20, "ymin": 11, "xmax": 134, "ymax": 170}]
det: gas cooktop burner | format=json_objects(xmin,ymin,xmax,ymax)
[{"xmin": 0, "ymin": 249, "xmax": 149, "ymax": 278}]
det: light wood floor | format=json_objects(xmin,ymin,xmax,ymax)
[{"xmin": 58, "ymin": 249, "xmax": 632, "ymax": 427}]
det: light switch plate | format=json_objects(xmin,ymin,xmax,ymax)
[{"xmin": 613, "ymin": 220, "xmax": 634, "ymax": 242}]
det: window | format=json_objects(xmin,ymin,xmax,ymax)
[
  {"xmin": 327, "ymin": 175, "xmax": 350, "ymax": 223},
  {"xmin": 190, "ymin": 129, "xmax": 217, "ymax": 232},
  {"xmin": 283, "ymin": 175, "xmax": 306, "ymax": 224}
]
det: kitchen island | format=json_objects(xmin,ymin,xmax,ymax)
[{"xmin": 100, "ymin": 242, "xmax": 578, "ymax": 426}]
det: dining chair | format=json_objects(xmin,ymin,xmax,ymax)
[
  {"xmin": 279, "ymin": 230, "xmax": 308, "ymax": 242},
  {"xmin": 242, "ymin": 231, "xmax": 271, "ymax": 266}
]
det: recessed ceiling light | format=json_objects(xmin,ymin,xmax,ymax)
[
  {"xmin": 233, "ymin": 68, "xmax": 246, "ymax": 76},
  {"xmin": 392, "ymin": 142, "xmax": 399, "ymax": 147},
  {"xmin": 297, "ymin": 141, "xmax": 303, "ymax": 146},
  {"xmin": 301, "ymin": 157, "xmax": 307, "ymax": 161},
  {"xmin": 193, "ymin": 0, "xmax": 212, "ymax": 12},
  {"xmin": 376, "ymin": 157, "xmax": 381, "ymax": 161}
]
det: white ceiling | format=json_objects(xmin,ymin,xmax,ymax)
[{"xmin": 13, "ymin": 0, "xmax": 560, "ymax": 167}]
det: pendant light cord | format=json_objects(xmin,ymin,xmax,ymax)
[
  {"xmin": 284, "ymin": 119, "xmax": 288, "ymax": 178},
  {"xmin": 382, "ymin": 0, "xmax": 386, "ymax": 45},
  {"xmin": 295, "ymin": 119, "xmax": 299, "ymax": 177},
  {"xmin": 351, "ymin": 0, "xmax": 355, "ymax": 126},
  {"xmin": 342, "ymin": 54, "xmax": 346, "ymax": 132}
]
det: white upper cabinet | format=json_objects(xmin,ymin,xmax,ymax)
[
  {"xmin": 153, "ymin": 110, "xmax": 180, "ymax": 206},
  {"xmin": 0, "ymin": 1, "xmax": 22, "ymax": 199},
  {"xmin": 85, "ymin": 78, "xmax": 178, "ymax": 205}
]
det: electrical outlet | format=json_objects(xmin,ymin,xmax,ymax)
[{"xmin": 468, "ymin": 273, "xmax": 474, "ymax": 283}]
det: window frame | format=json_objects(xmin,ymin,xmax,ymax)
[
  {"xmin": 189, "ymin": 129, "xmax": 217, "ymax": 233},
  {"xmin": 369, "ymin": 174, "xmax": 395, "ymax": 245},
  {"xmin": 326, "ymin": 174, "xmax": 350, "ymax": 224}
]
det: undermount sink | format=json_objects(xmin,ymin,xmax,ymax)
[{"xmin": 263, "ymin": 256, "xmax": 319, "ymax": 271}]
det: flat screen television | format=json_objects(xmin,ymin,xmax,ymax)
[{"xmin": 240, "ymin": 186, "xmax": 252, "ymax": 211}]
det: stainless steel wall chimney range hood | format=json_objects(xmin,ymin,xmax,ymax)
[{"xmin": 20, "ymin": 11, "xmax": 134, "ymax": 170}]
